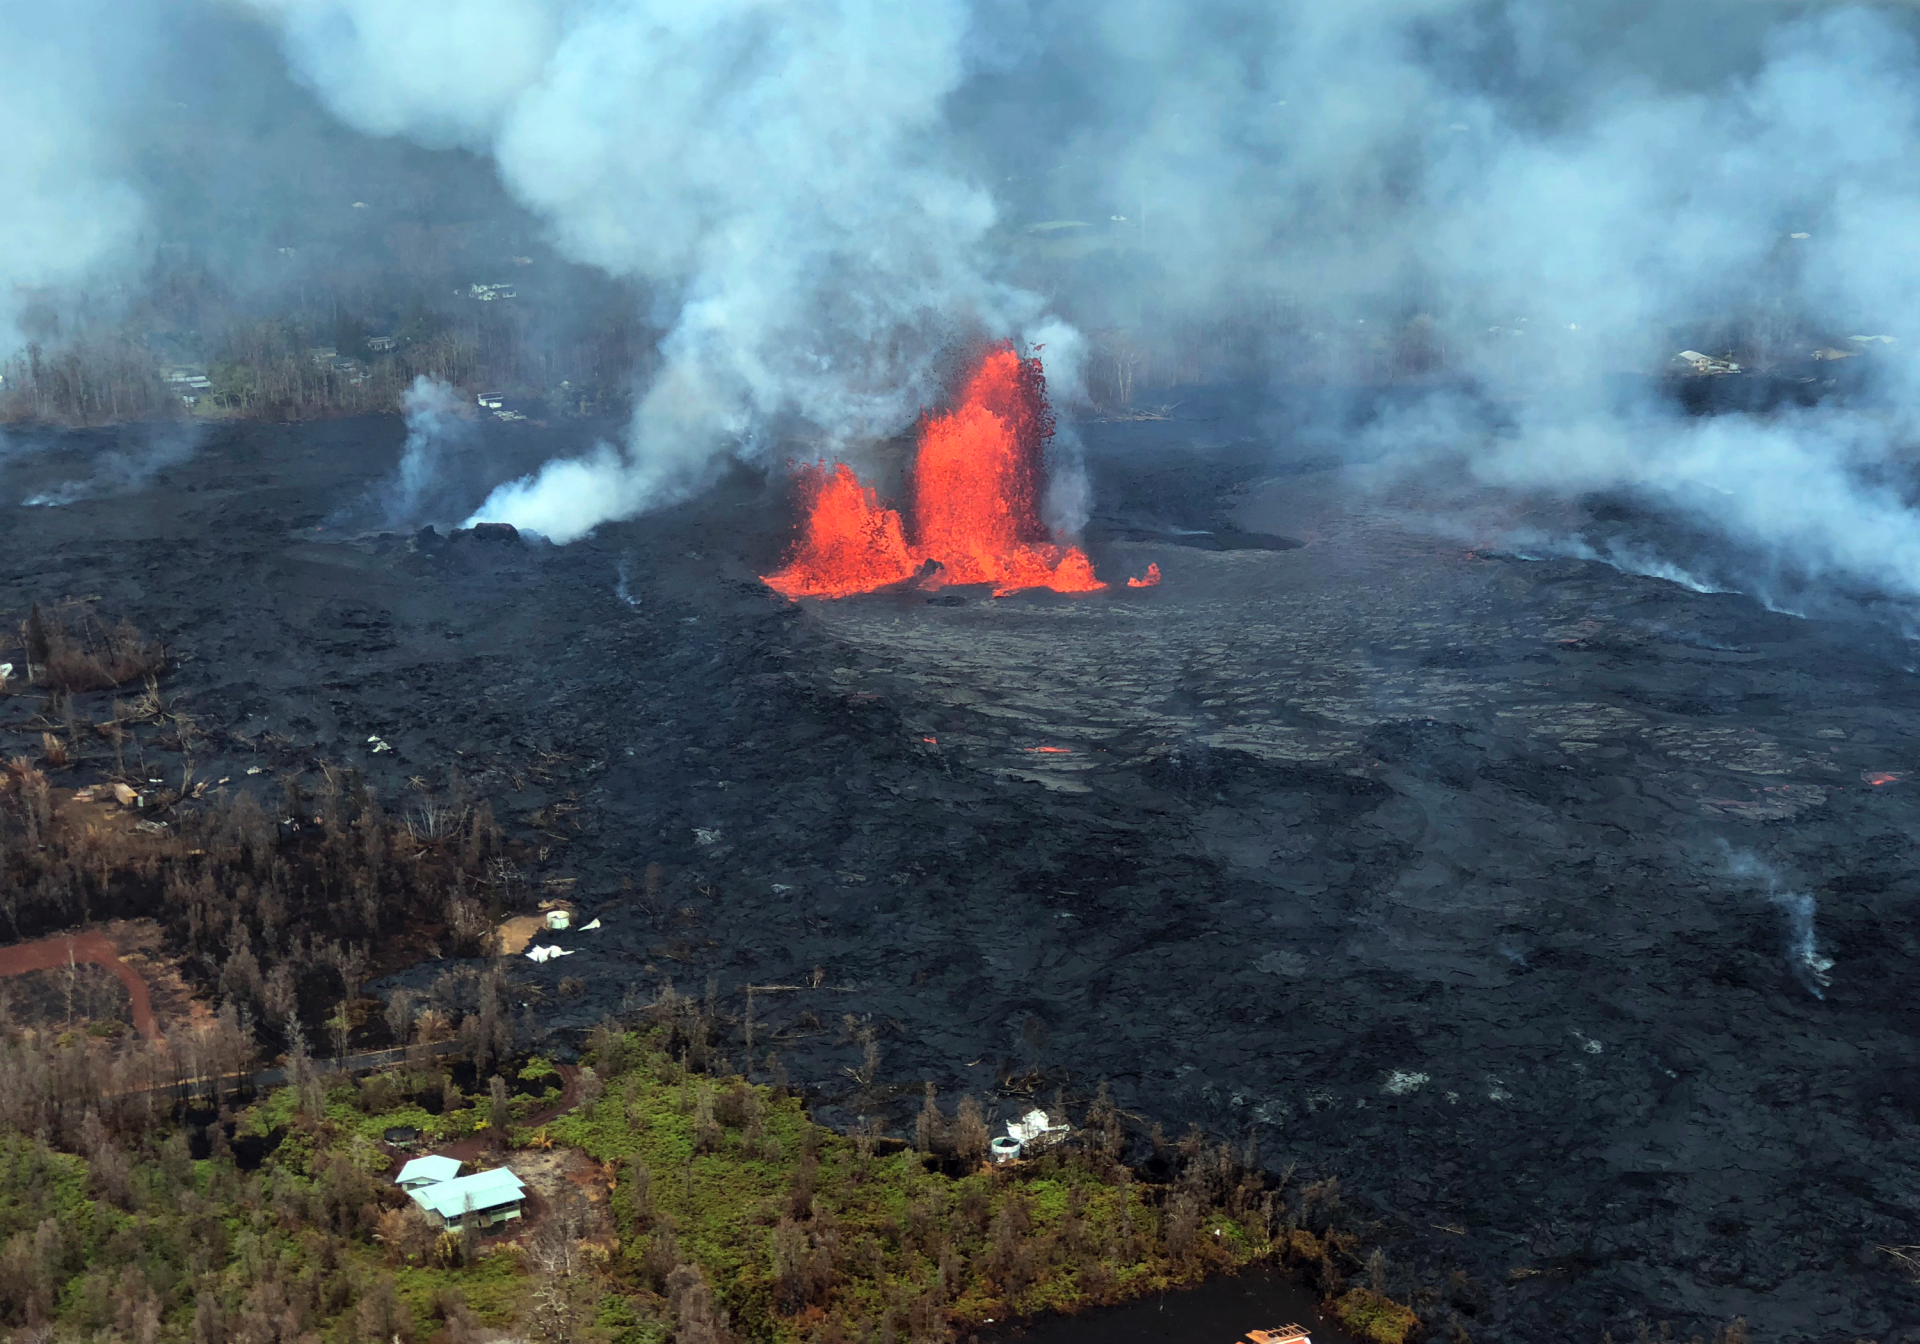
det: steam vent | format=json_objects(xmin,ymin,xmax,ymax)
[{"xmin": 1, "ymin": 5, "xmax": 1918, "ymax": 1344}]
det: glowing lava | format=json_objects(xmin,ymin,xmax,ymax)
[
  {"xmin": 762, "ymin": 345, "xmax": 1107, "ymax": 599},
  {"xmin": 1127, "ymin": 562, "xmax": 1162, "ymax": 588},
  {"xmin": 761, "ymin": 463, "xmax": 917, "ymax": 599}
]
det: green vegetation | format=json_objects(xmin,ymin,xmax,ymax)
[
  {"xmin": 560, "ymin": 1026, "xmax": 1274, "ymax": 1342},
  {"xmin": 0, "ymin": 1011, "xmax": 1433, "ymax": 1344},
  {"xmin": 1331, "ymin": 1287, "xmax": 1420, "ymax": 1344}
]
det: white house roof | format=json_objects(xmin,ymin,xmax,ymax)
[
  {"xmin": 408, "ymin": 1168, "xmax": 527, "ymax": 1220},
  {"xmin": 395, "ymin": 1155, "xmax": 461, "ymax": 1187},
  {"xmin": 1007, "ymin": 1108, "xmax": 1065, "ymax": 1145}
]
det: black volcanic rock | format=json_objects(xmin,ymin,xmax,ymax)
[{"xmin": 0, "ymin": 409, "xmax": 1914, "ymax": 1344}]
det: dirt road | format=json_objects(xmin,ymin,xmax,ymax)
[{"xmin": 0, "ymin": 930, "xmax": 160, "ymax": 1041}]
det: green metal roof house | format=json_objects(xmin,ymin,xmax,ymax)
[
  {"xmin": 395, "ymin": 1155, "xmax": 462, "ymax": 1190},
  {"xmin": 406, "ymin": 1167, "xmax": 528, "ymax": 1230}
]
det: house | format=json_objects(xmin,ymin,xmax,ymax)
[
  {"xmin": 408, "ymin": 1167, "xmax": 528, "ymax": 1231},
  {"xmin": 476, "ymin": 392, "xmax": 504, "ymax": 410},
  {"xmin": 395, "ymin": 1155, "xmax": 462, "ymax": 1191},
  {"xmin": 1671, "ymin": 350, "xmax": 1740, "ymax": 375},
  {"xmin": 366, "ymin": 335, "xmax": 398, "ymax": 353},
  {"xmin": 1244, "ymin": 1328, "xmax": 1312, "ymax": 1344}
]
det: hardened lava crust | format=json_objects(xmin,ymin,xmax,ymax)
[{"xmin": 2, "ymin": 399, "xmax": 1916, "ymax": 1343}]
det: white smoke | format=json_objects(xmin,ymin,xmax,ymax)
[
  {"xmin": 18, "ymin": 423, "xmax": 203, "ymax": 508},
  {"xmin": 239, "ymin": 0, "xmax": 1920, "ymax": 612},
  {"xmin": 1070, "ymin": 1, "xmax": 1920, "ymax": 608},
  {"xmin": 249, "ymin": 0, "xmax": 1062, "ymax": 543},
  {"xmin": 1724, "ymin": 848, "xmax": 1835, "ymax": 999},
  {"xmin": 0, "ymin": 1, "xmax": 152, "ymax": 356},
  {"xmin": 385, "ymin": 376, "xmax": 478, "ymax": 528}
]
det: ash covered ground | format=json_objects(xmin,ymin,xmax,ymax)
[{"xmin": 3, "ymin": 396, "xmax": 1918, "ymax": 1342}]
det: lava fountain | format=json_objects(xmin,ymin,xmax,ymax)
[{"xmin": 763, "ymin": 346, "xmax": 1106, "ymax": 599}]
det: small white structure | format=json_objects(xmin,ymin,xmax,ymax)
[
  {"xmin": 544, "ymin": 909, "xmax": 572, "ymax": 930},
  {"xmin": 1007, "ymin": 1108, "xmax": 1067, "ymax": 1148},
  {"xmin": 395, "ymin": 1155, "xmax": 461, "ymax": 1191},
  {"xmin": 408, "ymin": 1167, "xmax": 528, "ymax": 1230},
  {"xmin": 1672, "ymin": 350, "xmax": 1740, "ymax": 375},
  {"xmin": 476, "ymin": 392, "xmax": 504, "ymax": 410},
  {"xmin": 367, "ymin": 335, "xmax": 398, "ymax": 352},
  {"xmin": 991, "ymin": 1108, "xmax": 1068, "ymax": 1162},
  {"xmin": 525, "ymin": 944, "xmax": 575, "ymax": 964}
]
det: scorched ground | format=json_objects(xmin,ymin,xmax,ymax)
[{"xmin": 0, "ymin": 392, "xmax": 1916, "ymax": 1344}]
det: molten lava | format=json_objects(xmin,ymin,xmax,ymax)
[
  {"xmin": 760, "ymin": 463, "xmax": 916, "ymax": 599},
  {"xmin": 1127, "ymin": 563, "xmax": 1162, "ymax": 588},
  {"xmin": 762, "ymin": 345, "xmax": 1107, "ymax": 599}
]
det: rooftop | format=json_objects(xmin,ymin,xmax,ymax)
[
  {"xmin": 408, "ymin": 1167, "xmax": 527, "ymax": 1220},
  {"xmin": 395, "ymin": 1155, "xmax": 461, "ymax": 1187}
]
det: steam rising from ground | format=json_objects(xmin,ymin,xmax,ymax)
[
  {"xmin": 4, "ymin": 0, "xmax": 1917, "ymax": 615},
  {"xmin": 384, "ymin": 376, "xmax": 478, "ymax": 529},
  {"xmin": 250, "ymin": 0, "xmax": 1067, "ymax": 543},
  {"xmin": 10, "ymin": 424, "xmax": 203, "ymax": 509},
  {"xmin": 1725, "ymin": 847, "xmax": 1835, "ymax": 998},
  {"xmin": 0, "ymin": 1, "xmax": 151, "ymax": 353},
  {"xmin": 240, "ymin": 0, "xmax": 1920, "ymax": 615}
]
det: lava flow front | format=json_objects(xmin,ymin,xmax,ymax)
[{"xmin": 763, "ymin": 346, "xmax": 1105, "ymax": 598}]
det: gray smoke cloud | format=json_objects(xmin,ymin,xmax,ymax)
[
  {"xmin": 0, "ymin": 0, "xmax": 152, "ymax": 354},
  {"xmin": 15, "ymin": 423, "xmax": 205, "ymax": 508},
  {"xmin": 385, "ymin": 376, "xmax": 479, "ymax": 529},
  {"xmin": 249, "ymin": 0, "xmax": 1072, "ymax": 542},
  {"xmin": 1724, "ymin": 847, "xmax": 1835, "ymax": 998},
  {"xmin": 235, "ymin": 0, "xmax": 1920, "ymax": 621},
  {"xmin": 2, "ymin": 0, "xmax": 1914, "ymax": 621}
]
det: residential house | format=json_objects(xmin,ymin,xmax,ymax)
[
  {"xmin": 408, "ymin": 1168, "xmax": 528, "ymax": 1231},
  {"xmin": 395, "ymin": 1155, "xmax": 462, "ymax": 1191}
]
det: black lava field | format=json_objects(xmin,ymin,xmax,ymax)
[{"xmin": 3, "ymin": 392, "xmax": 1917, "ymax": 1343}]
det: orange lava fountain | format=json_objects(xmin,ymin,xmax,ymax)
[
  {"xmin": 763, "ymin": 346, "xmax": 1107, "ymax": 599},
  {"xmin": 1127, "ymin": 562, "xmax": 1162, "ymax": 588},
  {"xmin": 760, "ymin": 463, "xmax": 918, "ymax": 599}
]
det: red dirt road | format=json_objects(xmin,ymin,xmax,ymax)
[
  {"xmin": 0, "ymin": 930, "xmax": 161, "ymax": 1041},
  {"xmin": 431, "ymin": 1064, "xmax": 582, "ymax": 1164}
]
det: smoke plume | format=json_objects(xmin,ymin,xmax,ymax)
[
  {"xmin": 385, "ymin": 376, "xmax": 479, "ymax": 529},
  {"xmin": 0, "ymin": 0, "xmax": 1914, "ymax": 620},
  {"xmin": 0, "ymin": 1, "xmax": 152, "ymax": 354},
  {"xmin": 14, "ymin": 422, "xmax": 204, "ymax": 509},
  {"xmin": 1725, "ymin": 847, "xmax": 1835, "ymax": 999},
  {"xmin": 249, "ymin": 0, "xmax": 1067, "ymax": 543}
]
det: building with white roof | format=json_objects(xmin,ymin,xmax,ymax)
[
  {"xmin": 395, "ymin": 1155, "xmax": 462, "ymax": 1190},
  {"xmin": 407, "ymin": 1167, "xmax": 528, "ymax": 1230}
]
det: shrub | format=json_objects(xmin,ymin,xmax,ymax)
[
  {"xmin": 1332, "ymin": 1287, "xmax": 1421, "ymax": 1344},
  {"xmin": 23, "ymin": 604, "xmax": 165, "ymax": 693}
]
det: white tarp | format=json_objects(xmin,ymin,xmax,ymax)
[
  {"xmin": 524, "ymin": 945, "xmax": 576, "ymax": 963},
  {"xmin": 1006, "ymin": 1108, "xmax": 1066, "ymax": 1146}
]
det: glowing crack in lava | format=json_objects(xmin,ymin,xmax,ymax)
[{"xmin": 763, "ymin": 346, "xmax": 1106, "ymax": 598}]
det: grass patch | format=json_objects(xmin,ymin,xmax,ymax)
[
  {"xmin": 559, "ymin": 1028, "xmax": 1293, "ymax": 1343},
  {"xmin": 1332, "ymin": 1287, "xmax": 1422, "ymax": 1343}
]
